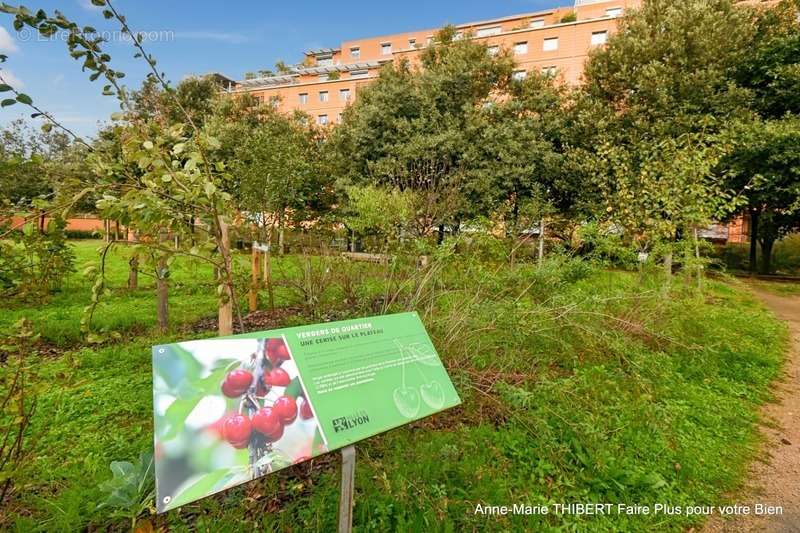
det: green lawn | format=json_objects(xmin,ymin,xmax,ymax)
[{"xmin": 1, "ymin": 241, "xmax": 788, "ymax": 532}]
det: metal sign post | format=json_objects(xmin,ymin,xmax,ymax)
[{"xmin": 338, "ymin": 445, "xmax": 356, "ymax": 533}]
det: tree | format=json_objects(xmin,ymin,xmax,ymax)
[
  {"xmin": 576, "ymin": 0, "xmax": 765, "ymax": 277},
  {"xmin": 726, "ymin": 0, "xmax": 800, "ymax": 272},
  {"xmin": 461, "ymin": 71, "xmax": 567, "ymax": 241},
  {"xmin": 232, "ymin": 107, "xmax": 330, "ymax": 309},
  {"xmin": 329, "ymin": 26, "xmax": 514, "ymax": 241},
  {"xmin": 0, "ymin": 1, "xmax": 246, "ymax": 336},
  {"xmin": 234, "ymin": 108, "xmax": 330, "ymax": 253},
  {"xmin": 592, "ymin": 135, "xmax": 735, "ymax": 252},
  {"xmin": 721, "ymin": 117, "xmax": 800, "ymax": 273},
  {"xmin": 582, "ymin": 0, "xmax": 758, "ymax": 140}
]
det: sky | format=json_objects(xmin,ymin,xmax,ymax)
[{"xmin": 0, "ymin": 0, "xmax": 565, "ymax": 139}]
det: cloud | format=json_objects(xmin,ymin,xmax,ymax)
[
  {"xmin": 0, "ymin": 27, "xmax": 19, "ymax": 53},
  {"xmin": 175, "ymin": 31, "xmax": 251, "ymax": 45},
  {"xmin": 0, "ymin": 69, "xmax": 24, "ymax": 89},
  {"xmin": 57, "ymin": 111, "xmax": 101, "ymax": 124},
  {"xmin": 78, "ymin": 0, "xmax": 103, "ymax": 11},
  {"xmin": 52, "ymin": 73, "xmax": 65, "ymax": 87}
]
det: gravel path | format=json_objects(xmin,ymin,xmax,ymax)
[{"xmin": 704, "ymin": 288, "xmax": 800, "ymax": 532}]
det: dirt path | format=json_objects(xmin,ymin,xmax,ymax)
[{"xmin": 704, "ymin": 289, "xmax": 800, "ymax": 532}]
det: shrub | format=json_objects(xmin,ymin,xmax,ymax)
[
  {"xmin": 0, "ymin": 218, "xmax": 76, "ymax": 300},
  {"xmin": 559, "ymin": 11, "xmax": 577, "ymax": 23},
  {"xmin": 65, "ymin": 229, "xmax": 101, "ymax": 240}
]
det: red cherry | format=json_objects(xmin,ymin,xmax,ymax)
[
  {"xmin": 221, "ymin": 369, "xmax": 253, "ymax": 398},
  {"xmin": 222, "ymin": 414, "xmax": 252, "ymax": 447},
  {"xmin": 263, "ymin": 368, "xmax": 291, "ymax": 387},
  {"xmin": 273, "ymin": 396, "xmax": 297, "ymax": 424},
  {"xmin": 266, "ymin": 338, "xmax": 290, "ymax": 363},
  {"xmin": 263, "ymin": 422, "xmax": 284, "ymax": 443},
  {"xmin": 221, "ymin": 381, "xmax": 239, "ymax": 398},
  {"xmin": 300, "ymin": 398, "xmax": 313, "ymax": 420},
  {"xmin": 251, "ymin": 407, "xmax": 282, "ymax": 437}
]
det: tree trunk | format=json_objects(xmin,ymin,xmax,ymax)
[
  {"xmin": 261, "ymin": 223, "xmax": 275, "ymax": 312},
  {"xmin": 693, "ymin": 227, "xmax": 703, "ymax": 292},
  {"xmin": 249, "ymin": 246, "xmax": 260, "ymax": 313},
  {"xmin": 128, "ymin": 254, "xmax": 139, "ymax": 290},
  {"xmin": 218, "ymin": 219, "xmax": 234, "ymax": 336},
  {"xmin": 278, "ymin": 209, "xmax": 286, "ymax": 256},
  {"xmin": 749, "ymin": 208, "xmax": 759, "ymax": 274},
  {"xmin": 437, "ymin": 225, "xmax": 445, "ymax": 245},
  {"xmin": 537, "ymin": 219, "xmax": 546, "ymax": 267},
  {"xmin": 156, "ymin": 257, "xmax": 169, "ymax": 333},
  {"xmin": 663, "ymin": 250, "xmax": 673, "ymax": 288},
  {"xmin": 760, "ymin": 237, "xmax": 775, "ymax": 275},
  {"xmin": 114, "ymin": 221, "xmax": 120, "ymax": 241}
]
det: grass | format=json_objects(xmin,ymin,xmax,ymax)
[
  {"xmin": 748, "ymin": 279, "xmax": 800, "ymax": 297},
  {"xmin": 0, "ymin": 241, "xmax": 789, "ymax": 531}
]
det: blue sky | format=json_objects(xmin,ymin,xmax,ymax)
[{"xmin": 0, "ymin": 0, "xmax": 563, "ymax": 139}]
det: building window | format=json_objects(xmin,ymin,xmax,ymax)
[
  {"xmin": 543, "ymin": 37, "xmax": 559, "ymax": 51},
  {"xmin": 350, "ymin": 47, "xmax": 360, "ymax": 59},
  {"xmin": 542, "ymin": 66, "xmax": 557, "ymax": 77},
  {"xmin": 337, "ymin": 112, "xmax": 343, "ymax": 122},
  {"xmin": 591, "ymin": 31, "xmax": 608, "ymax": 46},
  {"xmin": 299, "ymin": 93, "xmax": 308, "ymax": 104},
  {"xmin": 454, "ymin": 31, "xmax": 464, "ymax": 40},
  {"xmin": 340, "ymin": 88, "xmax": 351, "ymax": 101},
  {"xmin": 319, "ymin": 91, "xmax": 329, "ymax": 102},
  {"xmin": 606, "ymin": 7, "xmax": 623, "ymax": 17},
  {"xmin": 317, "ymin": 55, "xmax": 333, "ymax": 67},
  {"xmin": 513, "ymin": 42, "xmax": 528, "ymax": 55},
  {"xmin": 350, "ymin": 70, "xmax": 369, "ymax": 78},
  {"xmin": 530, "ymin": 19, "xmax": 545, "ymax": 28},
  {"xmin": 408, "ymin": 38, "xmax": 416, "ymax": 47},
  {"xmin": 319, "ymin": 74, "xmax": 329, "ymax": 81},
  {"xmin": 476, "ymin": 26, "xmax": 501, "ymax": 38},
  {"xmin": 426, "ymin": 36, "xmax": 433, "ymax": 46},
  {"xmin": 317, "ymin": 114, "xmax": 328, "ymax": 125},
  {"xmin": 269, "ymin": 96, "xmax": 279, "ymax": 108},
  {"xmin": 512, "ymin": 70, "xmax": 527, "ymax": 81},
  {"xmin": 487, "ymin": 45, "xmax": 499, "ymax": 57},
  {"xmin": 381, "ymin": 42, "xmax": 392, "ymax": 55}
]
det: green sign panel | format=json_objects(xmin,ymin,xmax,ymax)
[{"xmin": 152, "ymin": 312, "xmax": 460, "ymax": 512}]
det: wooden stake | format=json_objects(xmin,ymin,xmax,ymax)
[
  {"xmin": 338, "ymin": 445, "xmax": 356, "ymax": 533},
  {"xmin": 218, "ymin": 219, "xmax": 234, "ymax": 336}
]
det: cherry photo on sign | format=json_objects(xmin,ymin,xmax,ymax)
[{"xmin": 221, "ymin": 369, "xmax": 253, "ymax": 398}]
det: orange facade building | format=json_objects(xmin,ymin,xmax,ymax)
[
  {"xmin": 217, "ymin": 0, "xmax": 642, "ymax": 125},
  {"xmin": 215, "ymin": 0, "xmax": 771, "ymax": 245}
]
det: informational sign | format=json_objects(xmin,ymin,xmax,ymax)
[{"xmin": 152, "ymin": 312, "xmax": 460, "ymax": 512}]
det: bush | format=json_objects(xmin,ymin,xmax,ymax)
[
  {"xmin": 773, "ymin": 233, "xmax": 800, "ymax": 274},
  {"xmin": 0, "ymin": 218, "xmax": 76, "ymax": 301},
  {"xmin": 713, "ymin": 233, "xmax": 800, "ymax": 274},
  {"xmin": 65, "ymin": 229, "xmax": 101, "ymax": 240}
]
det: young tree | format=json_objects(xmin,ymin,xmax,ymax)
[
  {"xmin": 232, "ymin": 108, "xmax": 330, "ymax": 309},
  {"xmin": 1, "ymin": 1, "xmax": 246, "ymax": 336}
]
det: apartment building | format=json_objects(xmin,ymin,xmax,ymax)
[{"xmin": 216, "ymin": 0, "xmax": 642, "ymax": 126}]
